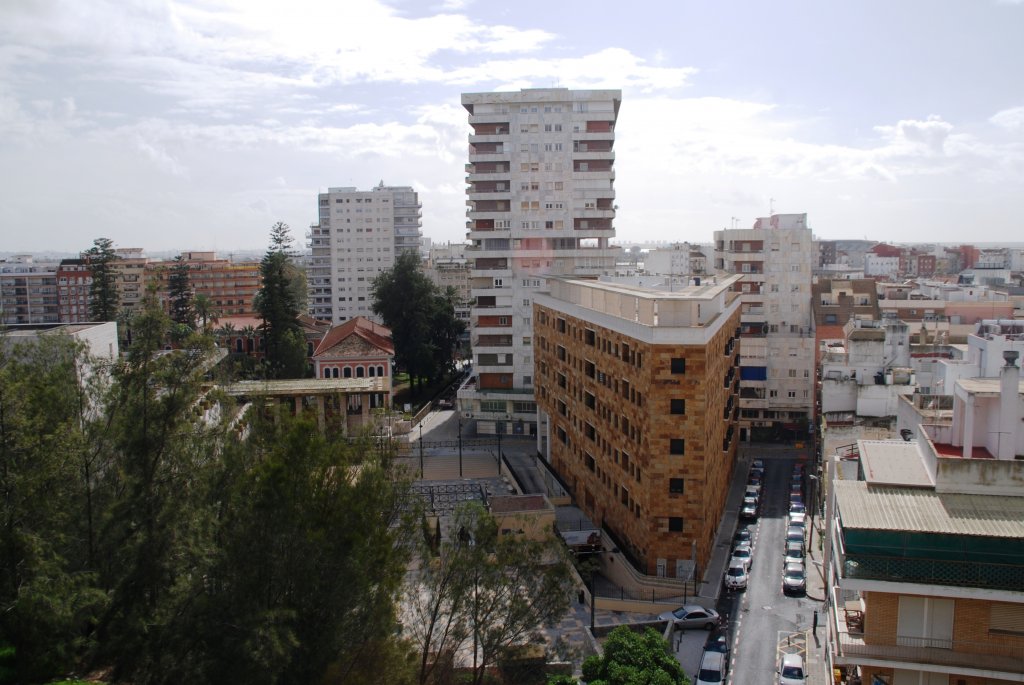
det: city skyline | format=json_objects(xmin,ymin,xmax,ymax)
[{"xmin": 2, "ymin": 0, "xmax": 1023, "ymax": 252}]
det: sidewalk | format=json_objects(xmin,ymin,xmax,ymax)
[
  {"xmin": 695, "ymin": 450, "xmax": 755, "ymax": 601},
  {"xmin": 802, "ymin": 515, "xmax": 831, "ymax": 684}
]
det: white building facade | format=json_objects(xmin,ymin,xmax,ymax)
[
  {"xmin": 308, "ymin": 183, "xmax": 422, "ymax": 324},
  {"xmin": 459, "ymin": 87, "xmax": 621, "ymax": 436},
  {"xmin": 713, "ymin": 214, "xmax": 816, "ymax": 439}
]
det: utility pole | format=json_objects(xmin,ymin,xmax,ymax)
[
  {"xmin": 419, "ymin": 423, "xmax": 424, "ymax": 479},
  {"xmin": 458, "ymin": 416, "xmax": 463, "ymax": 478}
]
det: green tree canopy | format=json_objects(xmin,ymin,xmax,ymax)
[
  {"xmin": 167, "ymin": 253, "xmax": 195, "ymax": 332},
  {"xmin": 372, "ymin": 251, "xmax": 464, "ymax": 390},
  {"xmin": 85, "ymin": 237, "xmax": 120, "ymax": 322},
  {"xmin": 0, "ymin": 295, "xmax": 420, "ymax": 685},
  {"xmin": 578, "ymin": 626, "xmax": 688, "ymax": 685},
  {"xmin": 255, "ymin": 221, "xmax": 306, "ymax": 379}
]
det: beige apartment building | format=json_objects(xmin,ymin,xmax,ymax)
[
  {"xmin": 533, "ymin": 276, "xmax": 742, "ymax": 578},
  {"xmin": 713, "ymin": 214, "xmax": 816, "ymax": 441}
]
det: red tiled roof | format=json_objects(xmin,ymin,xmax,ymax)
[{"xmin": 313, "ymin": 316, "xmax": 394, "ymax": 357}]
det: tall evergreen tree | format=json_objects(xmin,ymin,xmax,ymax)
[
  {"xmin": 0, "ymin": 335, "xmax": 107, "ymax": 681},
  {"xmin": 85, "ymin": 237, "xmax": 120, "ymax": 322},
  {"xmin": 167, "ymin": 254, "xmax": 195, "ymax": 330},
  {"xmin": 372, "ymin": 251, "xmax": 447, "ymax": 390},
  {"xmin": 255, "ymin": 222, "xmax": 306, "ymax": 379}
]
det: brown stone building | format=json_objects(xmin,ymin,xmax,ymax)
[{"xmin": 533, "ymin": 276, "xmax": 742, "ymax": 578}]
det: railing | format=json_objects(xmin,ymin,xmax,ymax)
[
  {"xmin": 843, "ymin": 553, "xmax": 1024, "ymax": 592},
  {"xmin": 834, "ymin": 630, "xmax": 1024, "ymax": 674}
]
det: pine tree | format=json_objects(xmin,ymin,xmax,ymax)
[
  {"xmin": 167, "ymin": 254, "xmax": 195, "ymax": 330},
  {"xmin": 255, "ymin": 222, "xmax": 306, "ymax": 379},
  {"xmin": 85, "ymin": 237, "xmax": 120, "ymax": 322}
]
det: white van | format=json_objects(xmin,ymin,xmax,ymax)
[{"xmin": 695, "ymin": 649, "xmax": 728, "ymax": 685}]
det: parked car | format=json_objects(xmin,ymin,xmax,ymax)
[
  {"xmin": 695, "ymin": 649, "xmax": 729, "ymax": 685},
  {"xmin": 740, "ymin": 500, "xmax": 759, "ymax": 521},
  {"xmin": 785, "ymin": 526, "xmax": 805, "ymax": 549},
  {"xmin": 658, "ymin": 604, "xmax": 721, "ymax": 630},
  {"xmin": 788, "ymin": 511, "xmax": 806, "ymax": 528},
  {"xmin": 733, "ymin": 526, "xmax": 753, "ymax": 546},
  {"xmin": 723, "ymin": 563, "xmax": 748, "ymax": 591},
  {"xmin": 730, "ymin": 543, "xmax": 753, "ymax": 571},
  {"xmin": 703, "ymin": 626, "xmax": 731, "ymax": 658},
  {"xmin": 782, "ymin": 561, "xmax": 807, "ymax": 595},
  {"xmin": 777, "ymin": 653, "xmax": 806, "ymax": 684},
  {"xmin": 789, "ymin": 501, "xmax": 806, "ymax": 516},
  {"xmin": 750, "ymin": 458, "xmax": 765, "ymax": 475},
  {"xmin": 744, "ymin": 486, "xmax": 761, "ymax": 503},
  {"xmin": 784, "ymin": 540, "xmax": 804, "ymax": 563}
]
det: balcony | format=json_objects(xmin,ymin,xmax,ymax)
[
  {"xmin": 841, "ymin": 552, "xmax": 1024, "ymax": 592},
  {"xmin": 833, "ymin": 630, "xmax": 1024, "ymax": 676}
]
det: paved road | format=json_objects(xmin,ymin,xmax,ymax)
[{"xmin": 722, "ymin": 452, "xmax": 821, "ymax": 685}]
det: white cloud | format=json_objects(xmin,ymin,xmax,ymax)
[{"xmin": 991, "ymin": 106, "xmax": 1024, "ymax": 130}]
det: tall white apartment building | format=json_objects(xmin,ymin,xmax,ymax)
[
  {"xmin": 308, "ymin": 183, "xmax": 422, "ymax": 324},
  {"xmin": 459, "ymin": 87, "xmax": 622, "ymax": 437},
  {"xmin": 713, "ymin": 214, "xmax": 816, "ymax": 441}
]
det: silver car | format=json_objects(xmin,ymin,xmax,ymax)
[
  {"xmin": 782, "ymin": 561, "xmax": 806, "ymax": 595},
  {"xmin": 658, "ymin": 604, "xmax": 721, "ymax": 630}
]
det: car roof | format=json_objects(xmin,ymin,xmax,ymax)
[
  {"xmin": 781, "ymin": 653, "xmax": 803, "ymax": 667},
  {"xmin": 784, "ymin": 561, "xmax": 805, "ymax": 572}
]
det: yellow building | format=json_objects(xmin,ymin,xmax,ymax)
[{"xmin": 533, "ymin": 275, "xmax": 741, "ymax": 578}]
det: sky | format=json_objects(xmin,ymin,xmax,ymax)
[{"xmin": 1, "ymin": 0, "xmax": 1023, "ymax": 255}]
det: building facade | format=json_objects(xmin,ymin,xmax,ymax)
[
  {"xmin": 824, "ymin": 353, "xmax": 1024, "ymax": 685},
  {"xmin": 0, "ymin": 256, "xmax": 60, "ymax": 325},
  {"xmin": 308, "ymin": 183, "xmax": 423, "ymax": 324},
  {"xmin": 148, "ymin": 251, "xmax": 262, "ymax": 320},
  {"xmin": 533, "ymin": 276, "xmax": 742, "ymax": 577},
  {"xmin": 459, "ymin": 87, "xmax": 622, "ymax": 436},
  {"xmin": 713, "ymin": 214, "xmax": 816, "ymax": 440}
]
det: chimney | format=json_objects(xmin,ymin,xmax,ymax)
[{"xmin": 998, "ymin": 350, "xmax": 1020, "ymax": 460}]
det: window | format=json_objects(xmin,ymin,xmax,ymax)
[
  {"xmin": 670, "ymin": 439, "xmax": 685, "ymax": 455},
  {"xmin": 668, "ymin": 517, "xmax": 684, "ymax": 532},
  {"xmin": 788, "ymin": 390, "xmax": 797, "ymax": 398},
  {"xmin": 669, "ymin": 478, "xmax": 684, "ymax": 494},
  {"xmin": 671, "ymin": 358, "xmax": 686, "ymax": 374},
  {"xmin": 670, "ymin": 399, "xmax": 685, "ymax": 415}
]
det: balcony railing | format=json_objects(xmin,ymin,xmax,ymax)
[
  {"xmin": 834, "ymin": 630, "xmax": 1024, "ymax": 675},
  {"xmin": 842, "ymin": 552, "xmax": 1024, "ymax": 592}
]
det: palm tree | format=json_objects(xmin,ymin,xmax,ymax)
[
  {"xmin": 241, "ymin": 324, "xmax": 257, "ymax": 355},
  {"xmin": 194, "ymin": 294, "xmax": 215, "ymax": 332},
  {"xmin": 216, "ymin": 322, "xmax": 237, "ymax": 351}
]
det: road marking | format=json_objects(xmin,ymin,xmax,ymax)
[{"xmin": 776, "ymin": 630, "xmax": 807, "ymax": 658}]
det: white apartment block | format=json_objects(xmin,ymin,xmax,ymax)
[
  {"xmin": 642, "ymin": 242, "xmax": 708, "ymax": 283},
  {"xmin": 713, "ymin": 214, "xmax": 816, "ymax": 440},
  {"xmin": 308, "ymin": 183, "xmax": 422, "ymax": 325},
  {"xmin": 863, "ymin": 254, "xmax": 900, "ymax": 278},
  {"xmin": 459, "ymin": 87, "xmax": 622, "ymax": 436}
]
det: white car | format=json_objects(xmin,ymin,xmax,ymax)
[
  {"xmin": 788, "ymin": 511, "xmax": 806, "ymax": 528},
  {"xmin": 730, "ymin": 544, "xmax": 753, "ymax": 571},
  {"xmin": 778, "ymin": 653, "xmax": 806, "ymax": 684},
  {"xmin": 723, "ymin": 563, "xmax": 748, "ymax": 591}
]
